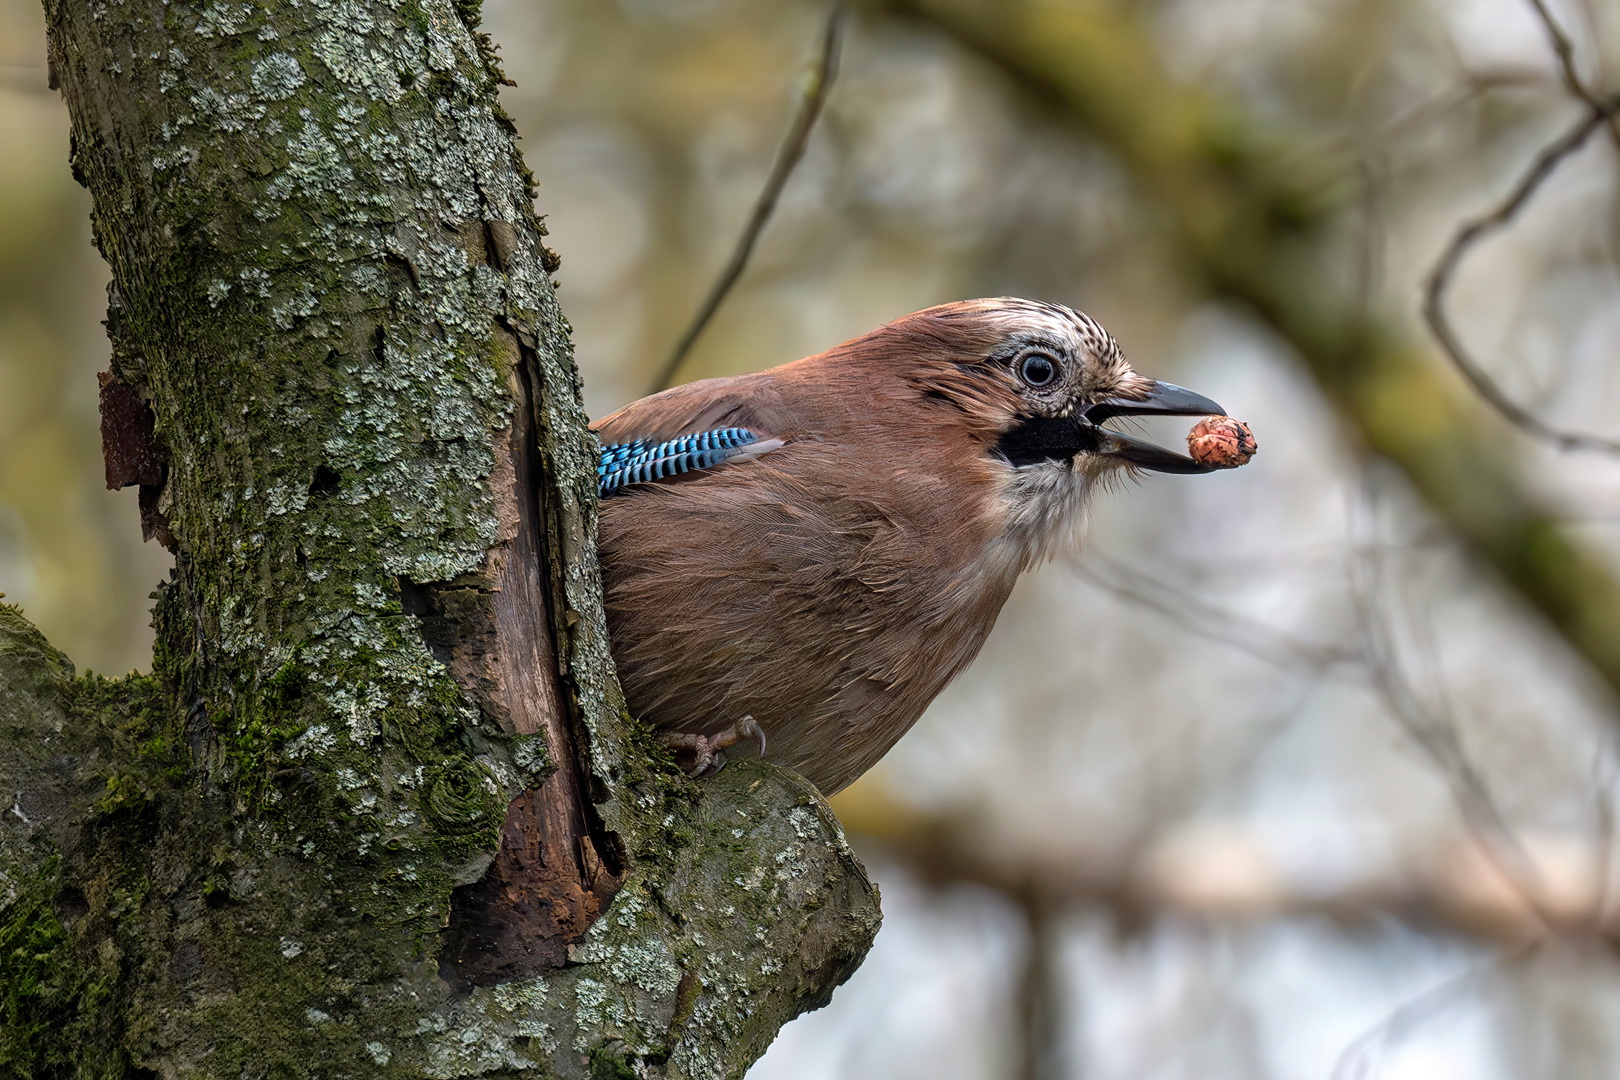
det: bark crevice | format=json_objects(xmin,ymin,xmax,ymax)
[{"xmin": 438, "ymin": 337, "xmax": 623, "ymax": 990}]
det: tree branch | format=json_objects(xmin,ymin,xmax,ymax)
[
  {"xmin": 1525, "ymin": 0, "xmax": 1618, "ymax": 139},
  {"xmin": 839, "ymin": 794, "xmax": 1620, "ymax": 950},
  {"xmin": 1420, "ymin": 0, "xmax": 1620, "ymax": 454},
  {"xmin": 649, "ymin": 0, "xmax": 847, "ymax": 394},
  {"xmin": 1422, "ymin": 107, "xmax": 1620, "ymax": 453},
  {"xmin": 0, "ymin": 605, "xmax": 77, "ymax": 904}
]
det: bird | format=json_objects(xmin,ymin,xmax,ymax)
[{"xmin": 592, "ymin": 298, "xmax": 1230, "ymax": 796}]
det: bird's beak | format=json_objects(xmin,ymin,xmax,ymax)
[{"xmin": 1083, "ymin": 381, "xmax": 1226, "ymax": 475}]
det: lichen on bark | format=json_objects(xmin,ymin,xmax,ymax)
[{"xmin": 3, "ymin": 1, "xmax": 880, "ymax": 1076}]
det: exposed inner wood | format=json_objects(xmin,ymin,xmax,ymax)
[
  {"xmin": 438, "ymin": 330, "xmax": 622, "ymax": 987},
  {"xmin": 97, "ymin": 368, "xmax": 174, "ymax": 548},
  {"xmin": 97, "ymin": 368, "xmax": 164, "ymax": 490}
]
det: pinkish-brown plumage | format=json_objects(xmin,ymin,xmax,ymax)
[{"xmin": 593, "ymin": 299, "xmax": 1232, "ymax": 795}]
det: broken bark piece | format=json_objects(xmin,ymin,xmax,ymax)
[
  {"xmin": 1187, "ymin": 415, "xmax": 1257, "ymax": 468},
  {"xmin": 98, "ymin": 369, "xmax": 165, "ymax": 489}
]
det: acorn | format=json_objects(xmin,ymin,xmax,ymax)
[{"xmin": 1187, "ymin": 416, "xmax": 1257, "ymax": 469}]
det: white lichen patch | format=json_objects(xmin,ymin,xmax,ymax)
[
  {"xmin": 270, "ymin": 282, "xmax": 321, "ymax": 329},
  {"xmin": 262, "ymin": 479, "xmax": 308, "ymax": 517},
  {"xmin": 238, "ymin": 267, "xmax": 272, "ymax": 297},
  {"xmin": 575, "ymin": 936, "xmax": 682, "ymax": 1000},
  {"xmin": 251, "ymin": 52, "xmax": 306, "ymax": 100},
  {"xmin": 324, "ymin": 683, "xmax": 386, "ymax": 744},
  {"xmin": 421, "ymin": 1024, "xmax": 539, "ymax": 1080},
  {"xmin": 195, "ymin": 2, "xmax": 255, "ymax": 38},
  {"xmin": 567, "ymin": 978, "xmax": 635, "ymax": 1054},
  {"xmin": 284, "ymin": 722, "xmax": 336, "ymax": 758},
  {"xmin": 263, "ymin": 122, "xmax": 355, "ymax": 209},
  {"xmin": 188, "ymin": 85, "xmax": 264, "ymax": 134},
  {"xmin": 509, "ymin": 734, "xmax": 549, "ymax": 776}
]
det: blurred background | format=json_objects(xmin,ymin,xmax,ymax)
[{"xmin": 5, "ymin": 0, "xmax": 1620, "ymax": 1075}]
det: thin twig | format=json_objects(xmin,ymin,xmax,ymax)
[
  {"xmin": 1526, "ymin": 0, "xmax": 1612, "ymax": 123},
  {"xmin": 1350, "ymin": 475, "xmax": 1566, "ymax": 938},
  {"xmin": 1328, "ymin": 942, "xmax": 1541, "ymax": 1080},
  {"xmin": 647, "ymin": 1, "xmax": 847, "ymax": 395},
  {"xmin": 1420, "ymin": 1, "xmax": 1620, "ymax": 451},
  {"xmin": 1421, "ymin": 103, "xmax": 1620, "ymax": 453},
  {"xmin": 1278, "ymin": 68, "xmax": 1547, "ymax": 181},
  {"xmin": 1073, "ymin": 552, "xmax": 1362, "ymax": 673},
  {"xmin": 1331, "ymin": 515, "xmax": 1565, "ymax": 1075}
]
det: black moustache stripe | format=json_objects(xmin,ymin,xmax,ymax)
[{"xmin": 994, "ymin": 415, "xmax": 1100, "ymax": 467}]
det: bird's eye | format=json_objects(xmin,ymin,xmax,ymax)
[{"xmin": 1018, "ymin": 352, "xmax": 1060, "ymax": 388}]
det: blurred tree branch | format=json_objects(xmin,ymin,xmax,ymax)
[
  {"xmin": 650, "ymin": 0, "xmax": 847, "ymax": 394},
  {"xmin": 836, "ymin": 792, "xmax": 1618, "ymax": 950},
  {"xmin": 1526, "ymin": 0, "xmax": 1620, "ymax": 139},
  {"xmin": 1423, "ymin": 0, "xmax": 1620, "ymax": 454},
  {"xmin": 1424, "ymin": 104, "xmax": 1620, "ymax": 454},
  {"xmin": 1329, "ymin": 943, "xmax": 1539, "ymax": 1080},
  {"xmin": 873, "ymin": 0, "xmax": 1620, "ymax": 707},
  {"xmin": 1353, "ymin": 479, "xmax": 1567, "ymax": 936}
]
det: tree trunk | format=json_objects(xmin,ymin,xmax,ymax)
[{"xmin": 1, "ymin": 3, "xmax": 879, "ymax": 1077}]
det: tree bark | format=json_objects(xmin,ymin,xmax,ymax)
[{"xmin": 1, "ymin": 3, "xmax": 878, "ymax": 1077}]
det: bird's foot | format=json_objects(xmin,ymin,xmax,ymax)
[{"xmin": 658, "ymin": 716, "xmax": 767, "ymax": 777}]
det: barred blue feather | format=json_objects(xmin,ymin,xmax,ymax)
[{"xmin": 597, "ymin": 427, "xmax": 764, "ymax": 497}]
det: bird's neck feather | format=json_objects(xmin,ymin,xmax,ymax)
[{"xmin": 983, "ymin": 457, "xmax": 1100, "ymax": 579}]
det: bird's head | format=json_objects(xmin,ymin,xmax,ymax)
[
  {"xmin": 872, "ymin": 297, "xmax": 1225, "ymax": 473},
  {"xmin": 850, "ymin": 297, "xmax": 1228, "ymax": 565}
]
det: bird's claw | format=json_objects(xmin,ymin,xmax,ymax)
[
  {"xmin": 659, "ymin": 715, "xmax": 767, "ymax": 778},
  {"xmin": 726, "ymin": 716, "xmax": 767, "ymax": 759}
]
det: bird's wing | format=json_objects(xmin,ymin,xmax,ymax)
[
  {"xmin": 596, "ymin": 428, "xmax": 785, "ymax": 497},
  {"xmin": 591, "ymin": 373, "xmax": 794, "ymax": 498}
]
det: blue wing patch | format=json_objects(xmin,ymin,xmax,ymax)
[{"xmin": 597, "ymin": 427, "xmax": 774, "ymax": 497}]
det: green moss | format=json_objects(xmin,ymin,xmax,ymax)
[
  {"xmin": 0, "ymin": 862, "xmax": 124, "ymax": 1080},
  {"xmin": 0, "ymin": 870, "xmax": 70, "ymax": 1077},
  {"xmin": 71, "ymin": 672, "xmax": 184, "ymax": 792},
  {"xmin": 588, "ymin": 1044, "xmax": 639, "ymax": 1080},
  {"xmin": 0, "ymin": 605, "xmax": 74, "ymax": 688}
]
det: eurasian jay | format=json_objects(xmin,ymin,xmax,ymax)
[{"xmin": 593, "ymin": 298, "xmax": 1233, "ymax": 796}]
